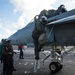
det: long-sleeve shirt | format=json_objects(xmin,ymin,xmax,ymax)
[{"xmin": 2, "ymin": 43, "xmax": 13, "ymax": 59}]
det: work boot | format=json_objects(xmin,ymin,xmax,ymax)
[{"xmin": 35, "ymin": 56, "xmax": 39, "ymax": 60}]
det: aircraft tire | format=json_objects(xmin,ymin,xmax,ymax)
[{"xmin": 49, "ymin": 62, "xmax": 60, "ymax": 73}]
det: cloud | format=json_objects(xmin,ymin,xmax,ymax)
[
  {"xmin": 65, "ymin": 0, "xmax": 75, "ymax": 10},
  {"xmin": 0, "ymin": 0, "xmax": 58, "ymax": 41},
  {"xmin": 10, "ymin": 0, "xmax": 75, "ymax": 30},
  {"xmin": 0, "ymin": 20, "xmax": 20, "ymax": 41},
  {"xmin": 15, "ymin": 15, "xmax": 26, "ymax": 28},
  {"xmin": 0, "ymin": 22, "xmax": 13, "ymax": 40},
  {"xmin": 11, "ymin": 0, "xmax": 58, "ymax": 25},
  {"xmin": 4, "ymin": 0, "xmax": 58, "ymax": 41}
]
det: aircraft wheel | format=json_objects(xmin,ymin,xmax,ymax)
[{"xmin": 49, "ymin": 62, "xmax": 60, "ymax": 73}]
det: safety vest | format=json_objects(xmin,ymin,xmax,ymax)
[{"xmin": 18, "ymin": 45, "xmax": 23, "ymax": 49}]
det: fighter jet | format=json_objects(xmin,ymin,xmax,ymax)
[
  {"xmin": 8, "ymin": 8, "xmax": 75, "ymax": 46},
  {"xmin": 8, "ymin": 5, "xmax": 75, "ymax": 73}
]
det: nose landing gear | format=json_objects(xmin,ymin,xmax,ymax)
[{"xmin": 49, "ymin": 62, "xmax": 63, "ymax": 73}]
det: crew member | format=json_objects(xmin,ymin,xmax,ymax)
[
  {"xmin": 18, "ymin": 44, "xmax": 24, "ymax": 59},
  {"xmin": 2, "ymin": 39, "xmax": 13, "ymax": 75},
  {"xmin": 32, "ymin": 14, "xmax": 47, "ymax": 60},
  {"xmin": 51, "ymin": 4, "xmax": 67, "ymax": 17},
  {"xmin": 1, "ymin": 39, "xmax": 7, "ymax": 75},
  {"xmin": 0, "ymin": 43, "xmax": 2, "ymax": 62},
  {"xmin": 55, "ymin": 46, "xmax": 65, "ymax": 54}
]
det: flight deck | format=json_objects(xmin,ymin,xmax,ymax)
[{"xmin": 0, "ymin": 46, "xmax": 75, "ymax": 75}]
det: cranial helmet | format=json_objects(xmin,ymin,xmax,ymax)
[
  {"xmin": 59, "ymin": 4, "xmax": 65, "ymax": 9},
  {"xmin": 40, "ymin": 16, "xmax": 47, "ymax": 22},
  {"xmin": 34, "ymin": 15, "xmax": 39, "ymax": 20}
]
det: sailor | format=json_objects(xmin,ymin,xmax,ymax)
[
  {"xmin": 2, "ymin": 39, "xmax": 13, "ymax": 75},
  {"xmin": 1, "ymin": 39, "xmax": 7, "ymax": 75},
  {"xmin": 59, "ymin": 4, "xmax": 67, "ymax": 13},
  {"xmin": 55, "ymin": 46, "xmax": 65, "ymax": 54},
  {"xmin": 0, "ymin": 42, "xmax": 2, "ymax": 62},
  {"xmin": 18, "ymin": 44, "xmax": 24, "ymax": 59},
  {"xmin": 32, "ymin": 14, "xmax": 47, "ymax": 60},
  {"xmin": 51, "ymin": 4, "xmax": 67, "ymax": 17}
]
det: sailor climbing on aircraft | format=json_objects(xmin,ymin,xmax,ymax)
[
  {"xmin": 32, "ymin": 4, "xmax": 67, "ymax": 60},
  {"xmin": 50, "ymin": 4, "xmax": 67, "ymax": 17},
  {"xmin": 47, "ymin": 4, "xmax": 67, "ymax": 18},
  {"xmin": 32, "ymin": 11, "xmax": 48, "ymax": 60}
]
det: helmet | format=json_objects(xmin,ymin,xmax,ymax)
[
  {"xmin": 6, "ymin": 39, "xmax": 11, "ymax": 43},
  {"xmin": 34, "ymin": 15, "xmax": 39, "ymax": 20},
  {"xmin": 59, "ymin": 4, "xmax": 65, "ymax": 9},
  {"xmin": 40, "ymin": 16, "xmax": 47, "ymax": 22}
]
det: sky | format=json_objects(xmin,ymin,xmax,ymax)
[{"xmin": 0, "ymin": 0, "xmax": 75, "ymax": 41}]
